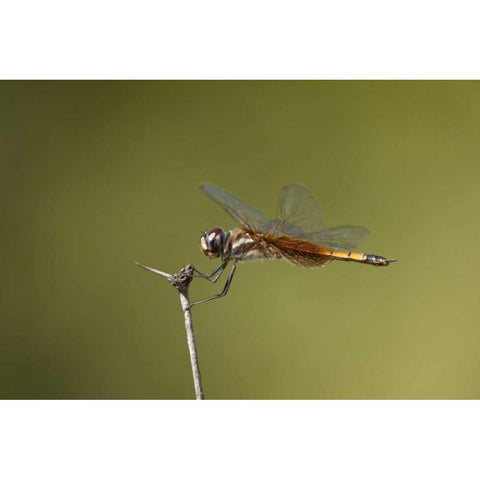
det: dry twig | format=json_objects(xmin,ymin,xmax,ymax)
[{"xmin": 134, "ymin": 262, "xmax": 204, "ymax": 400}]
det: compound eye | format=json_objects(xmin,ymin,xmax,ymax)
[
  {"xmin": 207, "ymin": 228, "xmax": 225, "ymax": 251},
  {"xmin": 200, "ymin": 227, "xmax": 226, "ymax": 258},
  {"xmin": 207, "ymin": 227, "xmax": 224, "ymax": 241}
]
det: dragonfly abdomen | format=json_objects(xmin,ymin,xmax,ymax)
[{"xmin": 331, "ymin": 250, "xmax": 392, "ymax": 266}]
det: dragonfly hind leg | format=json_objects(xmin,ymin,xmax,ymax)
[
  {"xmin": 192, "ymin": 261, "xmax": 229, "ymax": 283},
  {"xmin": 188, "ymin": 262, "xmax": 237, "ymax": 308}
]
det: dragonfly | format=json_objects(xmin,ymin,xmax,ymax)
[{"xmin": 190, "ymin": 183, "xmax": 397, "ymax": 307}]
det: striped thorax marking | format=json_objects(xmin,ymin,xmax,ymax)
[{"xmin": 227, "ymin": 229, "xmax": 280, "ymax": 262}]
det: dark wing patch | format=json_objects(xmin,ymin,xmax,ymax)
[{"xmin": 266, "ymin": 234, "xmax": 333, "ymax": 268}]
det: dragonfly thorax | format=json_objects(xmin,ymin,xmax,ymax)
[{"xmin": 200, "ymin": 227, "xmax": 228, "ymax": 259}]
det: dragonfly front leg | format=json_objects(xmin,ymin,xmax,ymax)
[
  {"xmin": 188, "ymin": 262, "xmax": 237, "ymax": 308},
  {"xmin": 192, "ymin": 261, "xmax": 228, "ymax": 284}
]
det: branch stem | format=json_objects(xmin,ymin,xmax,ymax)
[
  {"xmin": 135, "ymin": 262, "xmax": 204, "ymax": 400},
  {"xmin": 178, "ymin": 287, "xmax": 204, "ymax": 399}
]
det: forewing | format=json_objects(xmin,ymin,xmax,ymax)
[
  {"xmin": 201, "ymin": 183, "xmax": 268, "ymax": 230},
  {"xmin": 272, "ymin": 183, "xmax": 328, "ymax": 236}
]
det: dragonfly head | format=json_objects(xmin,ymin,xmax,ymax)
[{"xmin": 200, "ymin": 227, "xmax": 227, "ymax": 259}]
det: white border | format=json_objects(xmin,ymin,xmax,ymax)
[
  {"xmin": 2, "ymin": 2, "xmax": 479, "ymax": 478},
  {"xmin": 2, "ymin": 1, "xmax": 480, "ymax": 78},
  {"xmin": 0, "ymin": 401, "xmax": 479, "ymax": 479}
]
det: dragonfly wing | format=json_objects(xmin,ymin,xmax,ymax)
[
  {"xmin": 203, "ymin": 183, "xmax": 370, "ymax": 254},
  {"xmin": 201, "ymin": 183, "xmax": 269, "ymax": 230},
  {"xmin": 272, "ymin": 183, "xmax": 328, "ymax": 235},
  {"xmin": 307, "ymin": 225, "xmax": 370, "ymax": 251},
  {"xmin": 266, "ymin": 224, "xmax": 368, "ymax": 268}
]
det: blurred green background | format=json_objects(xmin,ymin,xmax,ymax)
[{"xmin": 2, "ymin": 81, "xmax": 479, "ymax": 399}]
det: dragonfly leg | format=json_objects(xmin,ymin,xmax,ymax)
[
  {"xmin": 188, "ymin": 262, "xmax": 237, "ymax": 308},
  {"xmin": 192, "ymin": 261, "xmax": 228, "ymax": 283}
]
